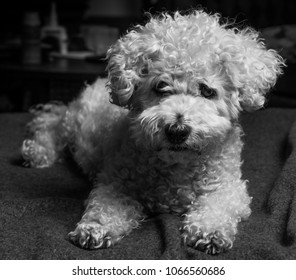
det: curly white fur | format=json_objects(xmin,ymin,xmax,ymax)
[{"xmin": 22, "ymin": 10, "xmax": 284, "ymax": 254}]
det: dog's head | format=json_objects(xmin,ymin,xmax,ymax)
[{"xmin": 106, "ymin": 11, "xmax": 284, "ymax": 152}]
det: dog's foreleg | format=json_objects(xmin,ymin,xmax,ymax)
[
  {"xmin": 68, "ymin": 183, "xmax": 145, "ymax": 249},
  {"xmin": 181, "ymin": 180, "xmax": 251, "ymax": 254}
]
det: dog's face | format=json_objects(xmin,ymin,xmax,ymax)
[
  {"xmin": 107, "ymin": 11, "xmax": 284, "ymax": 152},
  {"xmin": 128, "ymin": 71, "xmax": 234, "ymax": 152}
]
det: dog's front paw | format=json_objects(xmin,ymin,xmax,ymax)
[
  {"xmin": 183, "ymin": 230, "xmax": 233, "ymax": 255},
  {"xmin": 68, "ymin": 222, "xmax": 122, "ymax": 249}
]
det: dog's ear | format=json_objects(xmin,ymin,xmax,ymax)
[
  {"xmin": 220, "ymin": 28, "xmax": 285, "ymax": 111},
  {"xmin": 106, "ymin": 39, "xmax": 135, "ymax": 108},
  {"xmin": 106, "ymin": 29, "xmax": 154, "ymax": 108}
]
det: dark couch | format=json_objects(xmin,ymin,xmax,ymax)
[{"xmin": 0, "ymin": 107, "xmax": 296, "ymax": 259}]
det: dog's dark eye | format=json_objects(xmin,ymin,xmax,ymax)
[
  {"xmin": 199, "ymin": 83, "xmax": 217, "ymax": 99},
  {"xmin": 154, "ymin": 81, "xmax": 171, "ymax": 95}
]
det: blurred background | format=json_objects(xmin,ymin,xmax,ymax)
[{"xmin": 0, "ymin": 0, "xmax": 296, "ymax": 112}]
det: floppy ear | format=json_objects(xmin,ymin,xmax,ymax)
[
  {"xmin": 106, "ymin": 28, "xmax": 155, "ymax": 109},
  {"xmin": 220, "ymin": 28, "xmax": 285, "ymax": 111}
]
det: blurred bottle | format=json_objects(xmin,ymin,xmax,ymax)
[
  {"xmin": 42, "ymin": 2, "xmax": 68, "ymax": 55},
  {"xmin": 21, "ymin": 11, "xmax": 41, "ymax": 64}
]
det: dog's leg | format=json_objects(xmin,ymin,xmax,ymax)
[
  {"xmin": 22, "ymin": 103, "xmax": 68, "ymax": 168},
  {"xmin": 181, "ymin": 180, "xmax": 251, "ymax": 254},
  {"xmin": 68, "ymin": 183, "xmax": 145, "ymax": 249}
]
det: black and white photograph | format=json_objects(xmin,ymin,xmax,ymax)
[{"xmin": 0, "ymin": 0, "xmax": 296, "ymax": 278}]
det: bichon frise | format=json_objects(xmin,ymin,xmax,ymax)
[{"xmin": 22, "ymin": 10, "xmax": 284, "ymax": 254}]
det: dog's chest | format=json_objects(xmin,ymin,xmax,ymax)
[
  {"xmin": 106, "ymin": 147, "xmax": 220, "ymax": 214},
  {"xmin": 103, "ymin": 129, "xmax": 243, "ymax": 214}
]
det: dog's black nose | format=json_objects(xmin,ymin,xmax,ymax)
[{"xmin": 165, "ymin": 123, "xmax": 191, "ymax": 145}]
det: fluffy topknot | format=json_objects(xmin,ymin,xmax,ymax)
[{"xmin": 106, "ymin": 10, "xmax": 284, "ymax": 111}]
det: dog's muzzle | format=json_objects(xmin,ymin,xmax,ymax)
[{"xmin": 165, "ymin": 123, "xmax": 191, "ymax": 145}]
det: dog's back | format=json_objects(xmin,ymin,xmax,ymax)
[
  {"xmin": 67, "ymin": 78, "xmax": 128, "ymax": 176},
  {"xmin": 22, "ymin": 78, "xmax": 128, "ymax": 177}
]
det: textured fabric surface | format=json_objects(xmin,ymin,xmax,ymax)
[{"xmin": 0, "ymin": 109, "xmax": 296, "ymax": 259}]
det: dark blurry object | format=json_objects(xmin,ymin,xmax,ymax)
[
  {"xmin": 82, "ymin": 0, "xmax": 141, "ymax": 35},
  {"xmin": 0, "ymin": 58, "xmax": 106, "ymax": 111},
  {"xmin": 0, "ymin": 38, "xmax": 21, "ymax": 62},
  {"xmin": 81, "ymin": 25, "xmax": 119, "ymax": 56},
  {"xmin": 262, "ymin": 25, "xmax": 296, "ymax": 63},
  {"xmin": 0, "ymin": 94, "xmax": 14, "ymax": 112},
  {"xmin": 84, "ymin": 54, "xmax": 105, "ymax": 63},
  {"xmin": 21, "ymin": 11, "xmax": 41, "ymax": 65},
  {"xmin": 262, "ymin": 25, "xmax": 296, "ymax": 104}
]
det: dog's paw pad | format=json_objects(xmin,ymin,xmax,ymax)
[
  {"xmin": 68, "ymin": 223, "xmax": 120, "ymax": 249},
  {"xmin": 184, "ymin": 231, "xmax": 233, "ymax": 255}
]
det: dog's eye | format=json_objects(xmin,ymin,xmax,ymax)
[
  {"xmin": 199, "ymin": 83, "xmax": 217, "ymax": 99},
  {"xmin": 154, "ymin": 81, "xmax": 171, "ymax": 95}
]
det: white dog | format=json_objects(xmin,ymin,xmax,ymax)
[{"xmin": 22, "ymin": 11, "xmax": 284, "ymax": 254}]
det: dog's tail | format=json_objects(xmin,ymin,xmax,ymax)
[{"xmin": 22, "ymin": 101, "xmax": 69, "ymax": 168}]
